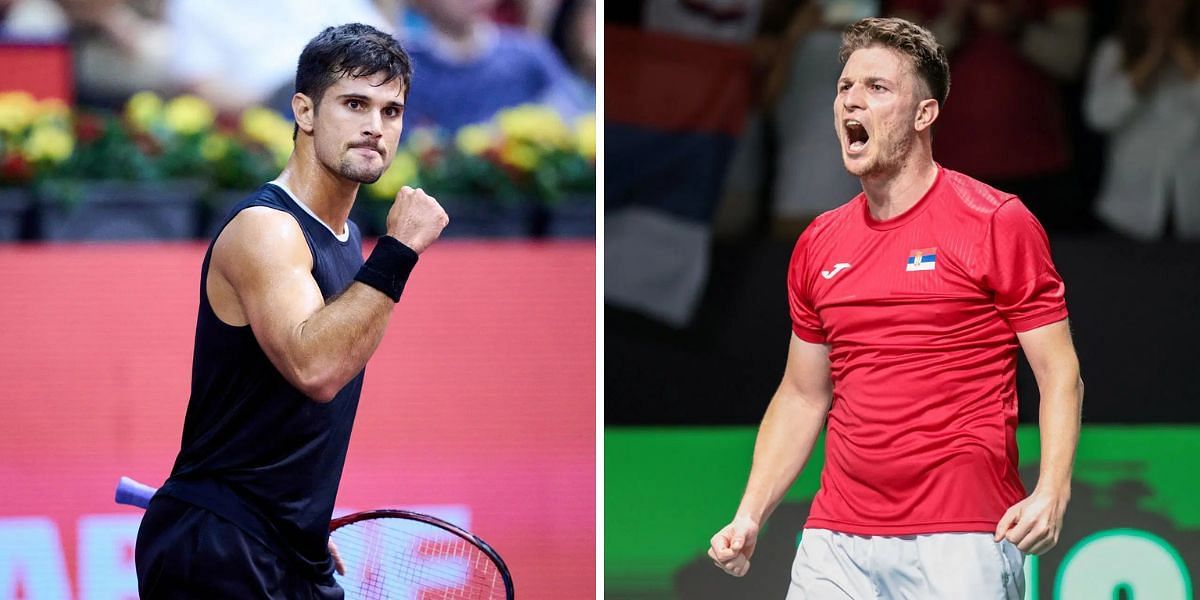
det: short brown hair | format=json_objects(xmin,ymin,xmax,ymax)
[{"xmin": 839, "ymin": 17, "xmax": 950, "ymax": 107}]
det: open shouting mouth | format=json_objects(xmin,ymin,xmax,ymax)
[{"xmin": 844, "ymin": 119, "xmax": 870, "ymax": 154}]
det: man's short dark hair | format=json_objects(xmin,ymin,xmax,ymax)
[
  {"xmin": 839, "ymin": 17, "xmax": 950, "ymax": 107},
  {"xmin": 294, "ymin": 23, "xmax": 413, "ymax": 112}
]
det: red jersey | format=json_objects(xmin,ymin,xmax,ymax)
[{"xmin": 788, "ymin": 166, "xmax": 1067, "ymax": 535}]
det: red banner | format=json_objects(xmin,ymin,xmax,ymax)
[
  {"xmin": 0, "ymin": 44, "xmax": 73, "ymax": 101},
  {"xmin": 0, "ymin": 240, "xmax": 595, "ymax": 599}
]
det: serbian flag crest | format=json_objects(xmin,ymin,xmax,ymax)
[{"xmin": 906, "ymin": 247, "xmax": 937, "ymax": 272}]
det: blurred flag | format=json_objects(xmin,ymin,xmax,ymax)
[{"xmin": 604, "ymin": 25, "xmax": 751, "ymax": 326}]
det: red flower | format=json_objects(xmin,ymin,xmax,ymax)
[
  {"xmin": 215, "ymin": 111, "xmax": 240, "ymax": 133},
  {"xmin": 133, "ymin": 132, "xmax": 163, "ymax": 156},
  {"xmin": 74, "ymin": 114, "xmax": 105, "ymax": 144},
  {"xmin": 1, "ymin": 152, "xmax": 33, "ymax": 183},
  {"xmin": 419, "ymin": 146, "xmax": 443, "ymax": 167}
]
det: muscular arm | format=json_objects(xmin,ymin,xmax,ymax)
[
  {"xmin": 710, "ymin": 334, "xmax": 832, "ymax": 576},
  {"xmin": 736, "ymin": 334, "xmax": 833, "ymax": 524},
  {"xmin": 995, "ymin": 318, "xmax": 1084, "ymax": 554},
  {"xmin": 211, "ymin": 207, "xmax": 398, "ymax": 402},
  {"xmin": 1018, "ymin": 319, "xmax": 1084, "ymax": 498}
]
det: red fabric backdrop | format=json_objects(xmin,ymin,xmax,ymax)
[{"xmin": 0, "ymin": 240, "xmax": 595, "ymax": 599}]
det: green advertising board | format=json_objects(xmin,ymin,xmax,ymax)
[{"xmin": 605, "ymin": 426, "xmax": 1200, "ymax": 599}]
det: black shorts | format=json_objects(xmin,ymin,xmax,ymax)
[{"xmin": 135, "ymin": 495, "xmax": 342, "ymax": 600}]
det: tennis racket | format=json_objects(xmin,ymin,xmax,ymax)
[{"xmin": 116, "ymin": 476, "xmax": 515, "ymax": 599}]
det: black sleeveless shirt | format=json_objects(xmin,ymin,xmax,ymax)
[{"xmin": 158, "ymin": 183, "xmax": 364, "ymax": 579}]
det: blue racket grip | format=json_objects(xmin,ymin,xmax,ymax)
[{"xmin": 115, "ymin": 476, "xmax": 158, "ymax": 509}]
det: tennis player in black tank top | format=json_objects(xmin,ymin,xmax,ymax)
[{"xmin": 135, "ymin": 24, "xmax": 449, "ymax": 599}]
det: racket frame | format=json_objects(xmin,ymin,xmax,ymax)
[{"xmin": 330, "ymin": 509, "xmax": 515, "ymax": 600}]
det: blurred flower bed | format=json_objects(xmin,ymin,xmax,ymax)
[
  {"xmin": 0, "ymin": 90, "xmax": 595, "ymax": 238},
  {"xmin": 365, "ymin": 104, "xmax": 596, "ymax": 206},
  {"xmin": 0, "ymin": 90, "xmax": 284, "ymax": 190}
]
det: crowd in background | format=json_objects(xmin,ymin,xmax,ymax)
[
  {"xmin": 612, "ymin": 0, "xmax": 1200, "ymax": 243},
  {"xmin": 0, "ymin": 0, "xmax": 595, "ymax": 137},
  {"xmin": 0, "ymin": 0, "xmax": 596, "ymax": 242},
  {"xmin": 5, "ymin": 0, "xmax": 1197, "ymax": 243}
]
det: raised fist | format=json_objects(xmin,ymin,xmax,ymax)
[{"xmin": 386, "ymin": 186, "xmax": 448, "ymax": 254}]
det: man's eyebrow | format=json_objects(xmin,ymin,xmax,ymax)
[
  {"xmin": 839, "ymin": 77, "xmax": 896, "ymax": 85},
  {"xmin": 335, "ymin": 93, "xmax": 405, "ymax": 108}
]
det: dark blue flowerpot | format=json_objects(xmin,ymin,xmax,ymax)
[
  {"xmin": 0, "ymin": 188, "xmax": 34, "ymax": 241},
  {"xmin": 437, "ymin": 196, "xmax": 536, "ymax": 238},
  {"xmin": 37, "ymin": 180, "xmax": 206, "ymax": 241},
  {"xmin": 544, "ymin": 194, "xmax": 595, "ymax": 238}
]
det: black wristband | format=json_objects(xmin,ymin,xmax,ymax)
[{"xmin": 354, "ymin": 236, "xmax": 419, "ymax": 302}]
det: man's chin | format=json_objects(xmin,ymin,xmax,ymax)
[
  {"xmin": 338, "ymin": 165, "xmax": 386, "ymax": 185},
  {"xmin": 842, "ymin": 157, "xmax": 870, "ymax": 178},
  {"xmin": 354, "ymin": 171, "xmax": 385, "ymax": 184}
]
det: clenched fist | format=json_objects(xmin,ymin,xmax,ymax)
[
  {"xmin": 709, "ymin": 515, "xmax": 761, "ymax": 577},
  {"xmin": 386, "ymin": 186, "xmax": 448, "ymax": 254}
]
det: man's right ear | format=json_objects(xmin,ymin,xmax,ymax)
[{"xmin": 293, "ymin": 93, "xmax": 315, "ymax": 135}]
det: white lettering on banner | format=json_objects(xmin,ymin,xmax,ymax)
[
  {"xmin": 0, "ymin": 505, "xmax": 471, "ymax": 599},
  {"xmin": 0, "ymin": 517, "xmax": 73, "ymax": 600},
  {"xmin": 78, "ymin": 515, "xmax": 141, "ymax": 600},
  {"xmin": 1054, "ymin": 529, "xmax": 1192, "ymax": 600}
]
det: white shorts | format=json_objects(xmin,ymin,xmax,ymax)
[{"xmin": 786, "ymin": 528, "xmax": 1025, "ymax": 600}]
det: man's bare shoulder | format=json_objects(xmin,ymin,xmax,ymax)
[{"xmin": 211, "ymin": 206, "xmax": 312, "ymax": 283}]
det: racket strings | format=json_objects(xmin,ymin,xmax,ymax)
[{"xmin": 331, "ymin": 518, "xmax": 508, "ymax": 599}]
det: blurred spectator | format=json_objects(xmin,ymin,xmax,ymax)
[
  {"xmin": 56, "ymin": 0, "xmax": 173, "ymax": 107},
  {"xmin": 0, "ymin": 0, "xmax": 66, "ymax": 39},
  {"xmin": 889, "ymin": 0, "xmax": 1089, "ymax": 229},
  {"xmin": 1085, "ymin": 0, "xmax": 1200, "ymax": 240},
  {"xmin": 403, "ymin": 0, "xmax": 588, "ymax": 134},
  {"xmin": 163, "ymin": 0, "xmax": 391, "ymax": 114},
  {"xmin": 550, "ymin": 0, "xmax": 595, "ymax": 83},
  {"xmin": 712, "ymin": 0, "xmax": 872, "ymax": 238},
  {"xmin": 764, "ymin": 0, "xmax": 874, "ymax": 234},
  {"xmin": 643, "ymin": 0, "xmax": 764, "ymax": 43},
  {"xmin": 493, "ymin": 0, "xmax": 561, "ymax": 35}
]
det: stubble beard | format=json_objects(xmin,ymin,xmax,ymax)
[
  {"xmin": 335, "ymin": 154, "xmax": 386, "ymax": 184},
  {"xmin": 846, "ymin": 131, "xmax": 912, "ymax": 180}
]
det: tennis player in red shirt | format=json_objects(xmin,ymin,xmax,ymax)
[{"xmin": 709, "ymin": 17, "xmax": 1083, "ymax": 598}]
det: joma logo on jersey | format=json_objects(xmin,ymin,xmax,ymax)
[
  {"xmin": 821, "ymin": 263, "xmax": 851, "ymax": 279},
  {"xmin": 906, "ymin": 248, "xmax": 937, "ymax": 272}
]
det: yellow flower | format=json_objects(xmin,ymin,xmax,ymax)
[
  {"xmin": 35, "ymin": 98, "xmax": 70, "ymax": 124},
  {"xmin": 240, "ymin": 107, "xmax": 295, "ymax": 167},
  {"xmin": 241, "ymin": 107, "xmax": 292, "ymax": 145},
  {"xmin": 125, "ymin": 91, "xmax": 163, "ymax": 132},
  {"xmin": 200, "ymin": 133, "xmax": 232, "ymax": 162},
  {"xmin": 366, "ymin": 152, "xmax": 418, "ymax": 200},
  {"xmin": 574, "ymin": 113, "xmax": 595, "ymax": 160},
  {"xmin": 163, "ymin": 95, "xmax": 215, "ymax": 135},
  {"xmin": 499, "ymin": 140, "xmax": 539, "ymax": 172},
  {"xmin": 496, "ymin": 104, "xmax": 570, "ymax": 148},
  {"xmin": 455, "ymin": 124, "xmax": 495, "ymax": 156},
  {"xmin": 23, "ymin": 123, "xmax": 74, "ymax": 163},
  {"xmin": 267, "ymin": 138, "xmax": 293, "ymax": 169},
  {"xmin": 0, "ymin": 91, "xmax": 39, "ymax": 136}
]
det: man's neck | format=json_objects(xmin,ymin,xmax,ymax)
[
  {"xmin": 861, "ymin": 154, "xmax": 939, "ymax": 222},
  {"xmin": 275, "ymin": 150, "xmax": 359, "ymax": 235}
]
